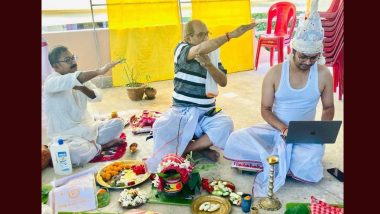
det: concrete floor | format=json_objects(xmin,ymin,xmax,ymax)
[{"xmin": 42, "ymin": 60, "xmax": 344, "ymax": 214}]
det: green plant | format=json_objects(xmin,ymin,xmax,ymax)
[
  {"xmin": 120, "ymin": 59, "xmax": 143, "ymax": 87},
  {"xmin": 145, "ymin": 74, "xmax": 154, "ymax": 90},
  {"xmin": 185, "ymin": 151, "xmax": 217, "ymax": 173}
]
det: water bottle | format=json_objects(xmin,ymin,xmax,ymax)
[{"xmin": 50, "ymin": 138, "xmax": 73, "ymax": 175}]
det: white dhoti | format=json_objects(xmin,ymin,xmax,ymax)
[
  {"xmin": 145, "ymin": 106, "xmax": 233, "ymax": 173},
  {"xmin": 223, "ymin": 124, "xmax": 324, "ymax": 197},
  {"xmin": 50, "ymin": 118, "xmax": 125, "ymax": 167}
]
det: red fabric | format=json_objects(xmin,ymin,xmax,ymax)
[
  {"xmin": 310, "ymin": 196, "xmax": 344, "ymax": 214},
  {"xmin": 89, "ymin": 133, "xmax": 127, "ymax": 163},
  {"xmin": 130, "ymin": 110, "xmax": 161, "ymax": 134}
]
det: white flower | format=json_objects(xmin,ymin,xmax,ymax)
[{"xmin": 152, "ymin": 175, "xmax": 160, "ymax": 187}]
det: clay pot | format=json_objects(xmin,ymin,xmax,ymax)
[
  {"xmin": 163, "ymin": 177, "xmax": 183, "ymax": 196},
  {"xmin": 144, "ymin": 87, "xmax": 157, "ymax": 100},
  {"xmin": 126, "ymin": 84, "xmax": 146, "ymax": 101}
]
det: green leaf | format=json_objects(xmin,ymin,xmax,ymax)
[
  {"xmin": 192, "ymin": 163, "xmax": 217, "ymax": 173},
  {"xmin": 41, "ymin": 184, "xmax": 53, "ymax": 204},
  {"xmin": 186, "ymin": 172, "xmax": 201, "ymax": 191},
  {"xmin": 284, "ymin": 204, "xmax": 310, "ymax": 214},
  {"xmin": 157, "ymin": 172, "xmax": 181, "ymax": 180},
  {"xmin": 97, "ymin": 189, "xmax": 110, "ymax": 208}
]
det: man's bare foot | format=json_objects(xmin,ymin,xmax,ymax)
[
  {"xmin": 199, "ymin": 148, "xmax": 220, "ymax": 162},
  {"xmin": 101, "ymin": 139, "xmax": 124, "ymax": 150}
]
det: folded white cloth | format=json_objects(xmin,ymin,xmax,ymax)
[{"xmin": 205, "ymin": 49, "xmax": 220, "ymax": 98}]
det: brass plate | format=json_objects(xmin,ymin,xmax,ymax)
[
  {"xmin": 191, "ymin": 195, "xmax": 231, "ymax": 214},
  {"xmin": 96, "ymin": 160, "xmax": 150, "ymax": 189}
]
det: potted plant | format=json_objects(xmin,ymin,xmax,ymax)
[
  {"xmin": 144, "ymin": 75, "xmax": 157, "ymax": 100},
  {"xmin": 121, "ymin": 59, "xmax": 146, "ymax": 101}
]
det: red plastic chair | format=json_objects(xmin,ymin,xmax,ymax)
[
  {"xmin": 321, "ymin": 1, "xmax": 344, "ymax": 27},
  {"xmin": 326, "ymin": 46, "xmax": 344, "ymax": 100},
  {"xmin": 255, "ymin": 2, "xmax": 297, "ymax": 70},
  {"xmin": 321, "ymin": 1, "xmax": 344, "ymax": 100},
  {"xmin": 319, "ymin": 0, "xmax": 343, "ymax": 20}
]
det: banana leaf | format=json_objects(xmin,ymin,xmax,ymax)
[{"xmin": 284, "ymin": 204, "xmax": 310, "ymax": 214}]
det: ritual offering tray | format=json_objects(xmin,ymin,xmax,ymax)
[
  {"xmin": 118, "ymin": 188, "xmax": 149, "ymax": 208},
  {"xmin": 207, "ymin": 180, "xmax": 235, "ymax": 197},
  {"xmin": 228, "ymin": 192, "xmax": 243, "ymax": 206},
  {"xmin": 191, "ymin": 195, "xmax": 231, "ymax": 214},
  {"xmin": 130, "ymin": 110, "xmax": 161, "ymax": 134},
  {"xmin": 202, "ymin": 178, "xmax": 242, "ymax": 206},
  {"xmin": 96, "ymin": 160, "xmax": 151, "ymax": 189}
]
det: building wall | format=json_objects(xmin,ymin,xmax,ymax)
[{"xmin": 43, "ymin": 29, "xmax": 112, "ymax": 76}]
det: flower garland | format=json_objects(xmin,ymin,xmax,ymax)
[{"xmin": 153, "ymin": 154, "xmax": 193, "ymax": 191}]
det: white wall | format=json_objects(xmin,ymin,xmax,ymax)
[{"xmin": 43, "ymin": 28, "xmax": 112, "ymax": 76}]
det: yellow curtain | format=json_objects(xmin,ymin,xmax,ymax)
[
  {"xmin": 192, "ymin": 0, "xmax": 254, "ymax": 72},
  {"xmin": 107, "ymin": 0, "xmax": 182, "ymax": 86}
]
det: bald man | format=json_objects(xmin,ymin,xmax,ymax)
[{"xmin": 146, "ymin": 20, "xmax": 256, "ymax": 172}]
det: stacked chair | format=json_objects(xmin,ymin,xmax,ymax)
[
  {"xmin": 319, "ymin": 0, "xmax": 344, "ymax": 100},
  {"xmin": 255, "ymin": 2, "xmax": 297, "ymax": 70}
]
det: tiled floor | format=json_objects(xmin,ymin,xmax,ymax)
[{"xmin": 42, "ymin": 60, "xmax": 343, "ymax": 214}]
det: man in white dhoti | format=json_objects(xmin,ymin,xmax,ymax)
[
  {"xmin": 224, "ymin": 0, "xmax": 335, "ymax": 196},
  {"xmin": 44, "ymin": 45, "xmax": 125, "ymax": 166},
  {"xmin": 145, "ymin": 20, "xmax": 257, "ymax": 172}
]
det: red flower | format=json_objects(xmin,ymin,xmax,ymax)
[
  {"xmin": 201, "ymin": 178, "xmax": 214, "ymax": 192},
  {"xmin": 132, "ymin": 165, "xmax": 146, "ymax": 175},
  {"xmin": 176, "ymin": 183, "xmax": 182, "ymax": 189},
  {"xmin": 149, "ymin": 173, "xmax": 156, "ymax": 180},
  {"xmin": 226, "ymin": 183, "xmax": 236, "ymax": 191}
]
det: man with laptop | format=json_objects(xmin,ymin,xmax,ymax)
[{"xmin": 224, "ymin": 0, "xmax": 337, "ymax": 196}]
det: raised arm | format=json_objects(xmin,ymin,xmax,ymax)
[
  {"xmin": 76, "ymin": 60, "xmax": 120, "ymax": 84},
  {"xmin": 187, "ymin": 23, "xmax": 257, "ymax": 61},
  {"xmin": 261, "ymin": 66, "xmax": 288, "ymax": 135}
]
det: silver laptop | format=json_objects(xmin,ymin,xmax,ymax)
[{"xmin": 285, "ymin": 121, "xmax": 342, "ymax": 144}]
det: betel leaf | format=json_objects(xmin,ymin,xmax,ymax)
[
  {"xmin": 186, "ymin": 172, "xmax": 201, "ymax": 193},
  {"xmin": 97, "ymin": 188, "xmax": 110, "ymax": 208},
  {"xmin": 42, "ymin": 184, "xmax": 53, "ymax": 204}
]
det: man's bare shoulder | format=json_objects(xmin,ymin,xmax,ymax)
[
  {"xmin": 317, "ymin": 64, "xmax": 333, "ymax": 80},
  {"xmin": 266, "ymin": 63, "xmax": 282, "ymax": 78},
  {"xmin": 265, "ymin": 63, "xmax": 283, "ymax": 80}
]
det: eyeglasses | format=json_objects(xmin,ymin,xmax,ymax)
[
  {"xmin": 192, "ymin": 31, "xmax": 211, "ymax": 39},
  {"xmin": 296, "ymin": 52, "xmax": 320, "ymax": 62},
  {"xmin": 57, "ymin": 55, "xmax": 78, "ymax": 64}
]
